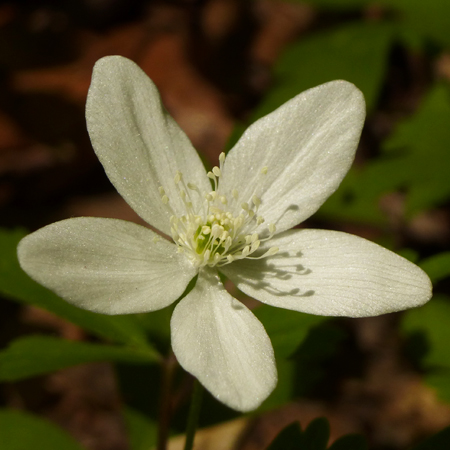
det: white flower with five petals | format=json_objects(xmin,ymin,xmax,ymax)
[{"xmin": 18, "ymin": 56, "xmax": 432, "ymax": 412}]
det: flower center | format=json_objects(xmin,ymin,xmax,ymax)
[{"xmin": 159, "ymin": 153, "xmax": 278, "ymax": 268}]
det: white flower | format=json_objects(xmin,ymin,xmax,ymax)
[{"xmin": 17, "ymin": 56, "xmax": 432, "ymax": 412}]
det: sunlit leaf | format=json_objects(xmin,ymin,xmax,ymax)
[
  {"xmin": 0, "ymin": 335, "xmax": 159, "ymax": 381},
  {"xmin": 0, "ymin": 408, "xmax": 86, "ymax": 450},
  {"xmin": 0, "ymin": 228, "xmax": 151, "ymax": 349}
]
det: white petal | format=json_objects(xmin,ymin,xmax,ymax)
[
  {"xmin": 86, "ymin": 56, "xmax": 211, "ymax": 235},
  {"xmin": 171, "ymin": 269, "xmax": 277, "ymax": 411},
  {"xmin": 219, "ymin": 81, "xmax": 365, "ymax": 234},
  {"xmin": 18, "ymin": 218, "xmax": 197, "ymax": 314},
  {"xmin": 222, "ymin": 229, "xmax": 432, "ymax": 317}
]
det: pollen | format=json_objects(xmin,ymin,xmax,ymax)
[{"xmin": 159, "ymin": 154, "xmax": 278, "ymax": 268}]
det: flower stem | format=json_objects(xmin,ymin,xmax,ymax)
[
  {"xmin": 183, "ymin": 378, "xmax": 204, "ymax": 450},
  {"xmin": 157, "ymin": 352, "xmax": 177, "ymax": 450}
]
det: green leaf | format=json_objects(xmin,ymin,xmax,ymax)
[
  {"xmin": 384, "ymin": 0, "xmax": 450, "ymax": 48},
  {"xmin": 123, "ymin": 407, "xmax": 158, "ymax": 450},
  {"xmin": 255, "ymin": 21, "xmax": 393, "ymax": 118},
  {"xmin": 0, "ymin": 228, "xmax": 151, "ymax": 349},
  {"xmin": 0, "ymin": 408, "xmax": 86, "ymax": 450},
  {"xmin": 403, "ymin": 296, "xmax": 450, "ymax": 367},
  {"xmin": 0, "ymin": 335, "xmax": 159, "ymax": 381},
  {"xmin": 261, "ymin": 323, "xmax": 347, "ymax": 411},
  {"xmin": 419, "ymin": 252, "xmax": 450, "ymax": 284},
  {"xmin": 402, "ymin": 296, "xmax": 450, "ymax": 402},
  {"xmin": 366, "ymin": 84, "xmax": 450, "ymax": 215},
  {"xmin": 266, "ymin": 422, "xmax": 303, "ymax": 450},
  {"xmin": 267, "ymin": 418, "xmax": 356, "ymax": 450},
  {"xmin": 254, "ymin": 305, "xmax": 326, "ymax": 358},
  {"xmin": 328, "ymin": 434, "xmax": 368, "ymax": 450},
  {"xmin": 412, "ymin": 426, "xmax": 450, "ymax": 450},
  {"xmin": 303, "ymin": 417, "xmax": 330, "ymax": 450},
  {"xmin": 323, "ymin": 83, "xmax": 450, "ymax": 223}
]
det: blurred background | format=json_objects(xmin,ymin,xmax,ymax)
[{"xmin": 1, "ymin": 1, "xmax": 450, "ymax": 449}]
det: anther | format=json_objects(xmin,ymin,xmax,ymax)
[
  {"xmin": 212, "ymin": 166, "xmax": 221, "ymax": 177},
  {"xmin": 174, "ymin": 171, "xmax": 182, "ymax": 184},
  {"xmin": 252, "ymin": 195, "xmax": 261, "ymax": 207},
  {"xmin": 219, "ymin": 152, "xmax": 226, "ymax": 164},
  {"xmin": 261, "ymin": 167, "xmax": 268, "ymax": 175}
]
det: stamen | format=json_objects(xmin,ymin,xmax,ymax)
[{"xmin": 165, "ymin": 154, "xmax": 276, "ymax": 268}]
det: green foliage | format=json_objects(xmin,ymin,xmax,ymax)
[
  {"xmin": 261, "ymin": 323, "xmax": 347, "ymax": 411},
  {"xmin": 322, "ymin": 83, "xmax": 450, "ymax": 222},
  {"xmin": 412, "ymin": 426, "xmax": 450, "ymax": 450},
  {"xmin": 328, "ymin": 435, "xmax": 368, "ymax": 450},
  {"xmin": 289, "ymin": 0, "xmax": 450, "ymax": 48},
  {"xmin": 266, "ymin": 417, "xmax": 450, "ymax": 450},
  {"xmin": 0, "ymin": 228, "xmax": 153, "ymax": 350},
  {"xmin": 384, "ymin": 0, "xmax": 450, "ymax": 48},
  {"xmin": 0, "ymin": 335, "xmax": 158, "ymax": 381},
  {"xmin": 402, "ymin": 296, "xmax": 450, "ymax": 403},
  {"xmin": 266, "ymin": 418, "xmax": 368, "ymax": 450},
  {"xmin": 123, "ymin": 407, "xmax": 158, "ymax": 450},
  {"xmin": 254, "ymin": 22, "xmax": 393, "ymax": 118},
  {"xmin": 254, "ymin": 305, "xmax": 326, "ymax": 358},
  {"xmin": 369, "ymin": 84, "xmax": 450, "ymax": 215},
  {"xmin": 0, "ymin": 409, "xmax": 86, "ymax": 450},
  {"xmin": 420, "ymin": 252, "xmax": 450, "ymax": 284}
]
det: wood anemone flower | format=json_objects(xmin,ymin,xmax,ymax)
[{"xmin": 18, "ymin": 56, "xmax": 432, "ymax": 412}]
